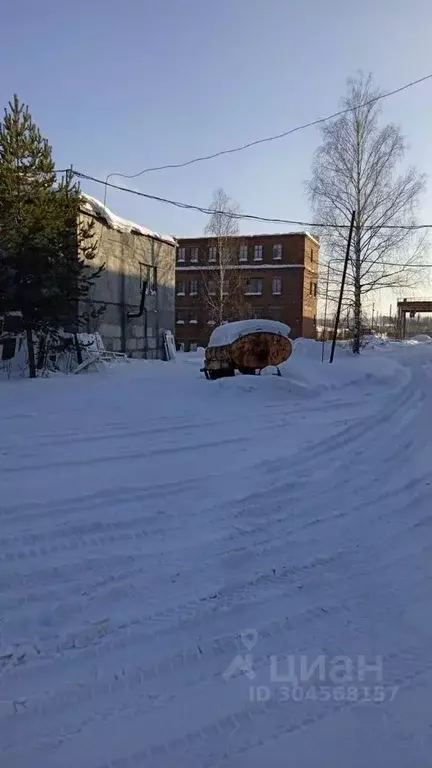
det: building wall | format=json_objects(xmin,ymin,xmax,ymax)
[
  {"xmin": 79, "ymin": 212, "xmax": 175, "ymax": 358},
  {"xmin": 175, "ymin": 233, "xmax": 319, "ymax": 350}
]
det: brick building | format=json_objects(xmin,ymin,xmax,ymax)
[{"xmin": 175, "ymin": 232, "xmax": 319, "ymax": 350}]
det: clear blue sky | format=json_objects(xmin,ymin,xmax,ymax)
[{"xmin": 1, "ymin": 0, "xmax": 432, "ymax": 246}]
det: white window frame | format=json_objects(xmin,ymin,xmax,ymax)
[
  {"xmin": 178, "ymin": 247, "xmax": 186, "ymax": 263},
  {"xmin": 272, "ymin": 244, "xmax": 282, "ymax": 260},
  {"xmin": 209, "ymin": 246, "xmax": 217, "ymax": 263},
  {"xmin": 190, "ymin": 247, "xmax": 199, "ymax": 263},
  {"xmin": 176, "ymin": 280, "xmax": 185, "ymax": 296},
  {"xmin": 189, "ymin": 279, "xmax": 198, "ymax": 296},
  {"xmin": 272, "ymin": 277, "xmax": 282, "ymax": 295},
  {"xmin": 207, "ymin": 280, "xmax": 216, "ymax": 296},
  {"xmin": 253, "ymin": 245, "xmax": 263, "ymax": 261},
  {"xmin": 245, "ymin": 278, "xmax": 263, "ymax": 296},
  {"xmin": 189, "ymin": 313, "xmax": 198, "ymax": 324},
  {"xmin": 239, "ymin": 244, "xmax": 248, "ymax": 262}
]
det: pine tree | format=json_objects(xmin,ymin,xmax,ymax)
[{"xmin": 0, "ymin": 95, "xmax": 102, "ymax": 376}]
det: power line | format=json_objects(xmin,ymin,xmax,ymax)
[
  {"xmin": 74, "ymin": 169, "xmax": 432, "ymax": 231},
  {"xmin": 101, "ymin": 73, "xmax": 432, "ymax": 181},
  {"xmin": 327, "ymin": 262, "xmax": 432, "ymax": 270}
]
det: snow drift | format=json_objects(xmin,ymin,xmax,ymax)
[{"xmin": 207, "ymin": 319, "xmax": 291, "ymax": 348}]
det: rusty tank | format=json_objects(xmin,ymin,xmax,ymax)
[{"xmin": 201, "ymin": 319, "xmax": 293, "ymax": 380}]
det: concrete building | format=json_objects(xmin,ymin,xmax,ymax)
[
  {"xmin": 80, "ymin": 195, "xmax": 176, "ymax": 359},
  {"xmin": 175, "ymin": 232, "xmax": 319, "ymax": 350}
]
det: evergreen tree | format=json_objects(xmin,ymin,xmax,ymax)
[{"xmin": 0, "ymin": 95, "xmax": 102, "ymax": 376}]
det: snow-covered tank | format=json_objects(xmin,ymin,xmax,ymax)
[{"xmin": 201, "ymin": 319, "xmax": 293, "ymax": 379}]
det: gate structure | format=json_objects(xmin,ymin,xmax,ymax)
[{"xmin": 397, "ymin": 298, "xmax": 432, "ymax": 339}]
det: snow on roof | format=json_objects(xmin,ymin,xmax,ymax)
[
  {"xmin": 208, "ymin": 318, "xmax": 291, "ymax": 348},
  {"xmin": 80, "ymin": 193, "xmax": 176, "ymax": 246}
]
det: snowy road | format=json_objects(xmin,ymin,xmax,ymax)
[{"xmin": 1, "ymin": 342, "xmax": 432, "ymax": 767}]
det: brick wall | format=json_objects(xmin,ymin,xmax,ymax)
[{"xmin": 175, "ymin": 233, "xmax": 319, "ymax": 349}]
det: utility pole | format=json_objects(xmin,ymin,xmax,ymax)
[{"xmin": 329, "ymin": 210, "xmax": 356, "ymax": 364}]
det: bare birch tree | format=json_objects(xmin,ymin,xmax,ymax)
[
  {"xmin": 308, "ymin": 74, "xmax": 426, "ymax": 352},
  {"xmin": 202, "ymin": 188, "xmax": 251, "ymax": 325}
]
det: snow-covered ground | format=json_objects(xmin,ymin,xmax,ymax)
[{"xmin": 1, "ymin": 340, "xmax": 432, "ymax": 768}]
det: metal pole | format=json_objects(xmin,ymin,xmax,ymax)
[
  {"xmin": 329, "ymin": 210, "xmax": 356, "ymax": 364},
  {"xmin": 321, "ymin": 261, "xmax": 331, "ymax": 363}
]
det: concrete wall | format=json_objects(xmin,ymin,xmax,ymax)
[{"xmin": 79, "ymin": 212, "xmax": 175, "ymax": 358}]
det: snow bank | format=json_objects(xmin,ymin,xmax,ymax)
[
  {"xmin": 411, "ymin": 333, "xmax": 432, "ymax": 343},
  {"xmin": 208, "ymin": 319, "xmax": 291, "ymax": 348},
  {"xmin": 362, "ymin": 334, "xmax": 392, "ymax": 348},
  {"xmin": 81, "ymin": 194, "xmax": 176, "ymax": 246},
  {"xmin": 283, "ymin": 345, "xmax": 406, "ymax": 395},
  {"xmin": 204, "ymin": 338, "xmax": 408, "ymax": 399}
]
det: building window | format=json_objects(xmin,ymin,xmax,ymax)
[
  {"xmin": 189, "ymin": 279, "xmax": 198, "ymax": 295},
  {"xmin": 239, "ymin": 244, "xmax": 248, "ymax": 262},
  {"xmin": 272, "ymin": 277, "xmax": 282, "ymax": 295},
  {"xmin": 245, "ymin": 278, "xmax": 263, "ymax": 295},
  {"xmin": 310, "ymin": 281, "xmax": 313, "ymax": 296},
  {"xmin": 190, "ymin": 247, "xmax": 199, "ymax": 263},
  {"xmin": 310, "ymin": 248, "xmax": 314, "ymax": 262},
  {"xmin": 190, "ymin": 342, "xmax": 198, "ymax": 352},
  {"xmin": 189, "ymin": 312, "xmax": 198, "ymax": 324},
  {"xmin": 209, "ymin": 246, "xmax": 217, "ymax": 262},
  {"xmin": 313, "ymin": 282, "xmax": 317, "ymax": 297},
  {"xmin": 176, "ymin": 280, "xmax": 185, "ymax": 296},
  {"xmin": 148, "ymin": 266, "xmax": 157, "ymax": 294},
  {"xmin": 253, "ymin": 245, "xmax": 263, "ymax": 261},
  {"xmin": 273, "ymin": 244, "xmax": 282, "ymax": 260},
  {"xmin": 176, "ymin": 313, "xmax": 185, "ymax": 325},
  {"xmin": 178, "ymin": 247, "xmax": 186, "ymax": 263},
  {"xmin": 207, "ymin": 279, "xmax": 216, "ymax": 296},
  {"xmin": 140, "ymin": 263, "xmax": 157, "ymax": 295},
  {"xmin": 207, "ymin": 319, "xmax": 216, "ymax": 326}
]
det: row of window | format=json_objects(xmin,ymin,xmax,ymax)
[
  {"xmin": 177, "ymin": 244, "xmax": 315, "ymax": 264},
  {"xmin": 176, "ymin": 313, "xmax": 211, "ymax": 325},
  {"xmin": 176, "ymin": 277, "xmax": 318, "ymax": 297},
  {"xmin": 176, "ymin": 309, "xmax": 286, "ymax": 326},
  {"xmin": 176, "ymin": 277, "xmax": 283, "ymax": 296}
]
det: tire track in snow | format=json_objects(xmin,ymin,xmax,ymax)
[
  {"xmin": 4, "ymin": 514, "xmax": 430, "ymax": 738},
  {"xmin": 0, "ymin": 433, "xmax": 250, "ymax": 473},
  {"xmin": 1, "ymin": 352, "xmax": 427, "ymax": 768}
]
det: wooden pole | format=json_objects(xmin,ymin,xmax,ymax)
[
  {"xmin": 321, "ymin": 261, "xmax": 331, "ymax": 363},
  {"xmin": 329, "ymin": 211, "xmax": 356, "ymax": 364}
]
